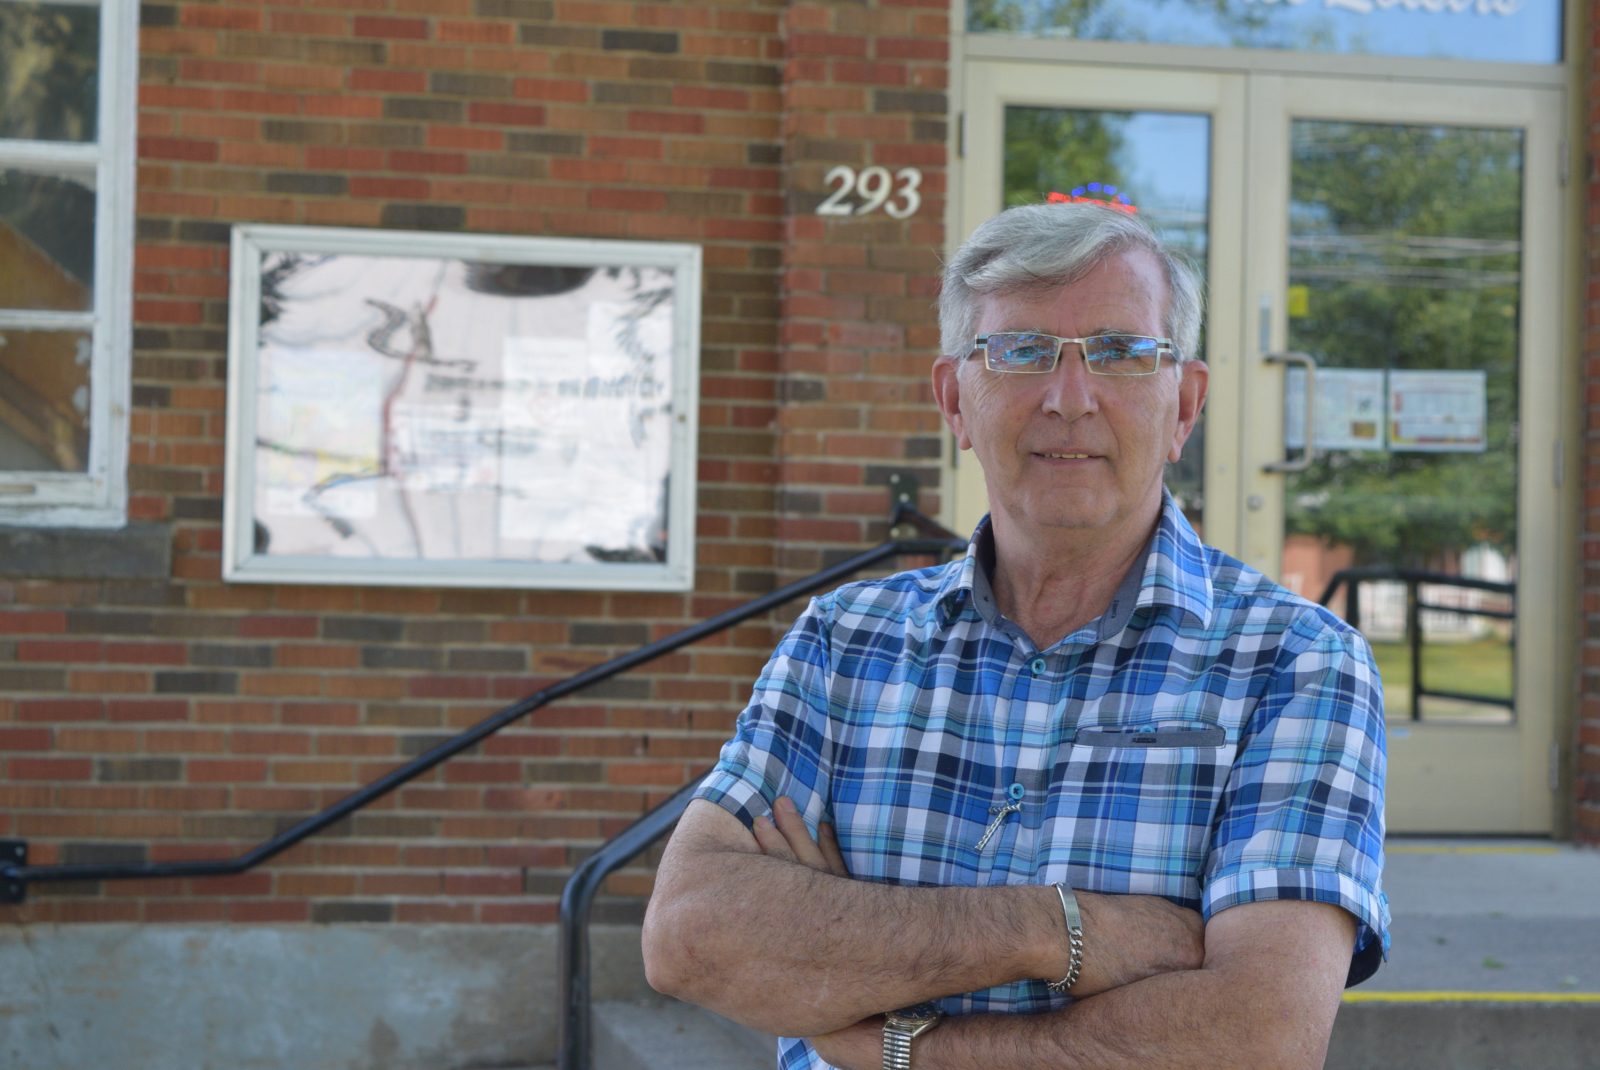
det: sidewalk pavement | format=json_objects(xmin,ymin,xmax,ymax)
[
  {"xmin": 1325, "ymin": 837, "xmax": 1600, "ymax": 1070},
  {"xmin": 1361, "ymin": 837, "xmax": 1600, "ymax": 996}
]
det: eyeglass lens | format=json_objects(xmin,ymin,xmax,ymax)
[{"xmin": 984, "ymin": 333, "xmax": 1161, "ymax": 375}]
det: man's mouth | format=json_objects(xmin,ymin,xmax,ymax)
[{"xmin": 1039, "ymin": 451, "xmax": 1094, "ymax": 460}]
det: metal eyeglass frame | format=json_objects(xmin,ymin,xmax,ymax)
[{"xmin": 970, "ymin": 332, "xmax": 1178, "ymax": 376}]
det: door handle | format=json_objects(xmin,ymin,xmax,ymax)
[{"xmin": 1263, "ymin": 350, "xmax": 1318, "ymax": 474}]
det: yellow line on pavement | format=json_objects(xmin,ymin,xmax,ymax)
[{"xmin": 1344, "ymin": 991, "xmax": 1600, "ymax": 1003}]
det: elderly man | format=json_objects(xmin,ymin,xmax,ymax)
[{"xmin": 642, "ymin": 202, "xmax": 1389, "ymax": 1070}]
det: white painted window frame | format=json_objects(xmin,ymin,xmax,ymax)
[{"xmin": 0, "ymin": 0, "xmax": 137, "ymax": 527}]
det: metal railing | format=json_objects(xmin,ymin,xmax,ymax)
[
  {"xmin": 0, "ymin": 501, "xmax": 964, "ymax": 1069},
  {"xmin": 1317, "ymin": 565, "xmax": 1516, "ymax": 720}
]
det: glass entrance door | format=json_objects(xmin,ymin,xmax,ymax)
[
  {"xmin": 1241, "ymin": 77, "xmax": 1565, "ymax": 832},
  {"xmin": 958, "ymin": 63, "xmax": 1249, "ymax": 552},
  {"xmin": 959, "ymin": 62, "xmax": 1566, "ymax": 833}
]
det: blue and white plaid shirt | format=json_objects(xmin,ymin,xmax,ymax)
[{"xmin": 696, "ymin": 494, "xmax": 1390, "ymax": 1070}]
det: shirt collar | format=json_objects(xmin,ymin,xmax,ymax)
[
  {"xmin": 936, "ymin": 490, "xmax": 1213, "ymax": 633},
  {"xmin": 1136, "ymin": 489, "xmax": 1214, "ymax": 628}
]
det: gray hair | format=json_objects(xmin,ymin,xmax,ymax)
[{"xmin": 938, "ymin": 203, "xmax": 1203, "ymax": 367}]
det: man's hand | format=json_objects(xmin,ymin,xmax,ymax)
[
  {"xmin": 751, "ymin": 795, "xmax": 849, "ymax": 877},
  {"xmin": 1073, "ymin": 887, "xmax": 1205, "ymax": 991},
  {"xmin": 808, "ymin": 1016, "xmax": 883, "ymax": 1070}
]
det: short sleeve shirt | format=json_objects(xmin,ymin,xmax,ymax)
[{"xmin": 695, "ymin": 494, "xmax": 1390, "ymax": 1070}]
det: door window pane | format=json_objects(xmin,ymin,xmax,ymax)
[
  {"xmin": 0, "ymin": 168, "xmax": 96, "ymax": 311},
  {"xmin": 969, "ymin": 0, "xmax": 1561, "ymax": 65},
  {"xmin": 1003, "ymin": 107, "xmax": 1211, "ymax": 532},
  {"xmin": 1280, "ymin": 121, "xmax": 1521, "ymax": 722},
  {"xmin": 0, "ymin": 328, "xmax": 91, "ymax": 473},
  {"xmin": 0, "ymin": 2, "xmax": 100, "ymax": 143}
]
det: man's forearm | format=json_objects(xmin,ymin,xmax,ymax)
[
  {"xmin": 918, "ymin": 971, "xmax": 1319, "ymax": 1070},
  {"xmin": 642, "ymin": 799, "xmax": 1203, "ymax": 1038},
  {"xmin": 644, "ymin": 845, "xmax": 1056, "ymax": 1036},
  {"xmin": 878, "ymin": 901, "xmax": 1354, "ymax": 1070}
]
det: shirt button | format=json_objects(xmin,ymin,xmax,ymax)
[
  {"xmin": 1008, "ymin": 782, "xmax": 1026, "ymax": 801},
  {"xmin": 1029, "ymin": 656, "xmax": 1046, "ymax": 676}
]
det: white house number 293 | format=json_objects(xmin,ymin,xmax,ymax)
[{"xmin": 816, "ymin": 165, "xmax": 922, "ymax": 219}]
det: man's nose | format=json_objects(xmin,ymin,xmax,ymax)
[{"xmin": 1040, "ymin": 346, "xmax": 1099, "ymax": 419}]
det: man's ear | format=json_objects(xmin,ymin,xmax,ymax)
[
  {"xmin": 931, "ymin": 357, "xmax": 971, "ymax": 451},
  {"xmin": 1167, "ymin": 359, "xmax": 1209, "ymax": 463}
]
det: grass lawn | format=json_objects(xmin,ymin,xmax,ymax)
[{"xmin": 1369, "ymin": 637, "xmax": 1513, "ymax": 723}]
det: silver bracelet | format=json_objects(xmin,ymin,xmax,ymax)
[{"xmin": 1045, "ymin": 882, "xmax": 1085, "ymax": 994}]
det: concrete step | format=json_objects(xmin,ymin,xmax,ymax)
[
  {"xmin": 595, "ymin": 992, "xmax": 1600, "ymax": 1070},
  {"xmin": 1328, "ymin": 998, "xmax": 1600, "ymax": 1069},
  {"xmin": 593, "ymin": 997, "xmax": 775, "ymax": 1070},
  {"xmin": 1322, "ymin": 839, "xmax": 1600, "ymax": 1068}
]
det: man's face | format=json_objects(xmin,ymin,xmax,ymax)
[{"xmin": 932, "ymin": 248, "xmax": 1208, "ymax": 542}]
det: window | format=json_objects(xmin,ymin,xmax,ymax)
[{"xmin": 0, "ymin": 0, "xmax": 137, "ymax": 526}]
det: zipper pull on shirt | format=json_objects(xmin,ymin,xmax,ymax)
[{"xmin": 974, "ymin": 799, "xmax": 1022, "ymax": 853}]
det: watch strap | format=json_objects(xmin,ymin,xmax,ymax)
[
  {"xmin": 882, "ymin": 1005, "xmax": 941, "ymax": 1070},
  {"xmin": 882, "ymin": 1022, "xmax": 915, "ymax": 1070}
]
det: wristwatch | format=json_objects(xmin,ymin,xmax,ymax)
[{"xmin": 882, "ymin": 1001, "xmax": 943, "ymax": 1070}]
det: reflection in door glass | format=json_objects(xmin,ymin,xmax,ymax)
[
  {"xmin": 1282, "ymin": 121, "xmax": 1521, "ymax": 722},
  {"xmin": 1003, "ymin": 107, "xmax": 1211, "ymax": 532},
  {"xmin": 967, "ymin": 0, "xmax": 1561, "ymax": 65}
]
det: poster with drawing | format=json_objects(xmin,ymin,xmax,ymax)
[{"xmin": 223, "ymin": 225, "xmax": 700, "ymax": 590}]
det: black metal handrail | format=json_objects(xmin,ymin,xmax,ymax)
[
  {"xmin": 0, "ymin": 517, "xmax": 963, "ymax": 905},
  {"xmin": 1318, "ymin": 565, "xmax": 1516, "ymax": 720}
]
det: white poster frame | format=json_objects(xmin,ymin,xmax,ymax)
[{"xmin": 222, "ymin": 225, "xmax": 701, "ymax": 591}]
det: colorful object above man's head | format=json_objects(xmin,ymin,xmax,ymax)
[{"xmin": 1047, "ymin": 185, "xmax": 1138, "ymax": 215}]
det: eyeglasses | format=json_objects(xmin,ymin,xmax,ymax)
[{"xmin": 971, "ymin": 332, "xmax": 1177, "ymax": 376}]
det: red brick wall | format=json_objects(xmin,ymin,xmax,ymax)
[
  {"xmin": 1580, "ymin": 0, "xmax": 1600, "ymax": 845},
  {"xmin": 776, "ymin": 0, "xmax": 950, "ymax": 575},
  {"xmin": 8, "ymin": 0, "xmax": 788, "ymax": 925},
  {"xmin": 0, "ymin": 0, "xmax": 956, "ymax": 923}
]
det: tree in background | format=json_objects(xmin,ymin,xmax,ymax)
[{"xmin": 1285, "ymin": 121, "xmax": 1521, "ymax": 567}]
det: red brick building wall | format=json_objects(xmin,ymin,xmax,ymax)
[
  {"xmin": 0, "ymin": 0, "xmax": 951, "ymax": 927},
  {"xmin": 776, "ymin": 1, "xmax": 950, "ymax": 574},
  {"xmin": 1579, "ymin": 0, "xmax": 1600, "ymax": 845}
]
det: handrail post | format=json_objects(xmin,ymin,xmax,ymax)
[
  {"xmin": 1407, "ymin": 576, "xmax": 1423, "ymax": 721},
  {"xmin": 558, "ymin": 778, "xmax": 703, "ymax": 1070}
]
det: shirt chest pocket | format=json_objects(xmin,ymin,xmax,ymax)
[{"xmin": 1042, "ymin": 720, "xmax": 1236, "ymax": 901}]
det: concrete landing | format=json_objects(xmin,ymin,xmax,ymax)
[{"xmin": 1326, "ymin": 838, "xmax": 1600, "ymax": 1070}]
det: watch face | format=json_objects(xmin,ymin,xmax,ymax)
[{"xmin": 888, "ymin": 1001, "xmax": 942, "ymax": 1026}]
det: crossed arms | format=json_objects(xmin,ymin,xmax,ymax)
[{"xmin": 642, "ymin": 797, "xmax": 1356, "ymax": 1070}]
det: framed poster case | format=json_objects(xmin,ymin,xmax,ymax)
[{"xmin": 222, "ymin": 225, "xmax": 701, "ymax": 590}]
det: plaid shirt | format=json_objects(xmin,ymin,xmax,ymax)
[{"xmin": 696, "ymin": 494, "xmax": 1390, "ymax": 1070}]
